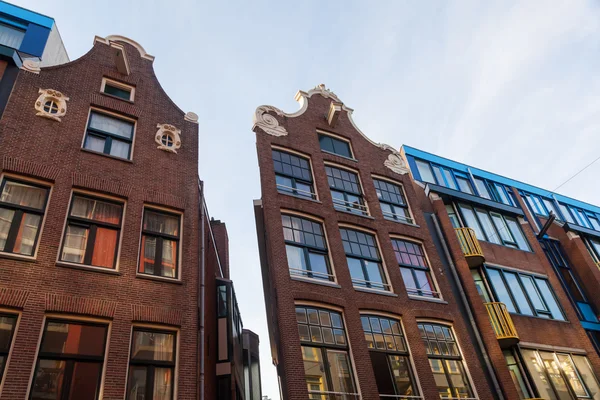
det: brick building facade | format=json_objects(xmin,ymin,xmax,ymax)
[
  {"xmin": 0, "ymin": 33, "xmax": 249, "ymax": 400},
  {"xmin": 253, "ymin": 85, "xmax": 506, "ymax": 399},
  {"xmin": 402, "ymin": 146, "xmax": 600, "ymax": 399}
]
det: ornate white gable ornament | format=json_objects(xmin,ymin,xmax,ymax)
[
  {"xmin": 155, "ymin": 124, "xmax": 181, "ymax": 153},
  {"xmin": 22, "ymin": 59, "xmax": 41, "ymax": 74},
  {"xmin": 252, "ymin": 84, "xmax": 409, "ymax": 175},
  {"xmin": 35, "ymin": 89, "xmax": 69, "ymax": 122},
  {"xmin": 252, "ymin": 105, "xmax": 288, "ymax": 137}
]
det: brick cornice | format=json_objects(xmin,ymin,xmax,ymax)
[
  {"xmin": 0, "ymin": 287, "xmax": 30, "ymax": 309},
  {"xmin": 72, "ymin": 172, "xmax": 133, "ymax": 198},
  {"xmin": 45, "ymin": 293, "xmax": 117, "ymax": 318},
  {"xmin": 144, "ymin": 189, "xmax": 186, "ymax": 210},
  {"xmin": 131, "ymin": 304, "xmax": 182, "ymax": 326},
  {"xmin": 2, "ymin": 156, "xmax": 61, "ymax": 181}
]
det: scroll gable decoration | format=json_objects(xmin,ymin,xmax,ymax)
[{"xmin": 252, "ymin": 84, "xmax": 409, "ymax": 175}]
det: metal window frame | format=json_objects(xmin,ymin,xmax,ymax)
[
  {"xmin": 84, "ymin": 111, "xmax": 135, "ymax": 159},
  {"xmin": 318, "ymin": 132, "xmax": 354, "ymax": 159},
  {"xmin": 0, "ymin": 313, "xmax": 17, "ymax": 384},
  {"xmin": 373, "ymin": 178, "xmax": 413, "ymax": 223},
  {"xmin": 139, "ymin": 208, "xmax": 181, "ymax": 279},
  {"xmin": 127, "ymin": 327, "xmax": 177, "ymax": 400},
  {"xmin": 326, "ymin": 166, "xmax": 367, "ymax": 215},
  {"xmin": 272, "ymin": 149, "xmax": 316, "ymax": 199},
  {"xmin": 0, "ymin": 177, "xmax": 49, "ymax": 256},
  {"xmin": 30, "ymin": 319, "xmax": 109, "ymax": 400},
  {"xmin": 392, "ymin": 239, "xmax": 440, "ymax": 298},
  {"xmin": 59, "ymin": 193, "xmax": 123, "ymax": 269}
]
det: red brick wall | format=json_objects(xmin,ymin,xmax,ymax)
[
  {"xmin": 210, "ymin": 220, "xmax": 230, "ymax": 280},
  {"xmin": 254, "ymin": 92, "xmax": 496, "ymax": 400},
  {"xmin": 0, "ymin": 39, "xmax": 200, "ymax": 399}
]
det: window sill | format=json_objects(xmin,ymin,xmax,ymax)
[
  {"xmin": 136, "ymin": 273, "xmax": 182, "ymax": 285},
  {"xmin": 408, "ymin": 295, "xmax": 447, "ymax": 304},
  {"xmin": 321, "ymin": 150, "xmax": 358, "ymax": 162},
  {"xmin": 354, "ymin": 287, "xmax": 397, "ymax": 297},
  {"xmin": 81, "ymin": 148, "xmax": 133, "ymax": 164},
  {"xmin": 335, "ymin": 208, "xmax": 373, "ymax": 219},
  {"xmin": 56, "ymin": 261, "xmax": 121, "ymax": 275},
  {"xmin": 290, "ymin": 275, "xmax": 341, "ymax": 288},
  {"xmin": 277, "ymin": 191, "xmax": 321, "ymax": 204},
  {"xmin": 384, "ymin": 217, "xmax": 420, "ymax": 228},
  {"xmin": 99, "ymin": 92, "xmax": 134, "ymax": 104},
  {"xmin": 0, "ymin": 251, "xmax": 38, "ymax": 263}
]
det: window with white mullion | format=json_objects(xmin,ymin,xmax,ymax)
[
  {"xmin": 340, "ymin": 228, "xmax": 388, "ymax": 291},
  {"xmin": 326, "ymin": 166, "xmax": 367, "ymax": 216},
  {"xmin": 282, "ymin": 214, "xmax": 332, "ymax": 281},
  {"xmin": 373, "ymin": 178, "xmax": 412, "ymax": 223},
  {"xmin": 272, "ymin": 150, "xmax": 315, "ymax": 200}
]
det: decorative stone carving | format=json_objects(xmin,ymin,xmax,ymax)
[
  {"xmin": 311, "ymin": 83, "xmax": 342, "ymax": 103},
  {"xmin": 22, "ymin": 59, "xmax": 41, "ymax": 74},
  {"xmin": 384, "ymin": 152, "xmax": 409, "ymax": 175},
  {"xmin": 155, "ymin": 124, "xmax": 181, "ymax": 153},
  {"xmin": 252, "ymin": 105, "xmax": 287, "ymax": 137},
  {"xmin": 35, "ymin": 89, "xmax": 69, "ymax": 122},
  {"xmin": 184, "ymin": 111, "xmax": 199, "ymax": 123}
]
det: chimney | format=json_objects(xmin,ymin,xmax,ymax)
[{"xmin": 210, "ymin": 219, "xmax": 230, "ymax": 279}]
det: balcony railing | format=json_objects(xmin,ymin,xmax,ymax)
[
  {"xmin": 277, "ymin": 183, "xmax": 317, "ymax": 200},
  {"xmin": 332, "ymin": 198, "xmax": 369, "ymax": 216},
  {"xmin": 485, "ymin": 302, "xmax": 519, "ymax": 347},
  {"xmin": 289, "ymin": 267, "xmax": 335, "ymax": 281},
  {"xmin": 351, "ymin": 277, "xmax": 391, "ymax": 292},
  {"xmin": 379, "ymin": 396, "xmax": 423, "ymax": 399},
  {"xmin": 454, "ymin": 227, "xmax": 485, "ymax": 267}
]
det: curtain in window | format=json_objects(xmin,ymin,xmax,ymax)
[
  {"xmin": 1, "ymin": 181, "xmax": 46, "ymax": 209},
  {"xmin": 89, "ymin": 113, "xmax": 133, "ymax": 139},
  {"xmin": 140, "ymin": 236, "xmax": 156, "ymax": 274},
  {"xmin": 71, "ymin": 197, "xmax": 120, "ymax": 224},
  {"xmin": 62, "ymin": 226, "xmax": 88, "ymax": 263},
  {"xmin": 0, "ymin": 208, "xmax": 15, "ymax": 251},
  {"xmin": 91, "ymin": 228, "xmax": 117, "ymax": 268},
  {"xmin": 0, "ymin": 24, "xmax": 24, "ymax": 49},
  {"xmin": 144, "ymin": 212, "xmax": 179, "ymax": 235},
  {"xmin": 13, "ymin": 213, "xmax": 41, "ymax": 255},
  {"xmin": 162, "ymin": 239, "xmax": 177, "ymax": 277}
]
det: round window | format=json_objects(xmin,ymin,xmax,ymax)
[
  {"xmin": 43, "ymin": 100, "xmax": 59, "ymax": 114},
  {"xmin": 161, "ymin": 133, "xmax": 174, "ymax": 147}
]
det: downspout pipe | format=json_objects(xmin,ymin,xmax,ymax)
[
  {"xmin": 199, "ymin": 179, "xmax": 206, "ymax": 400},
  {"xmin": 431, "ymin": 214, "xmax": 505, "ymax": 400}
]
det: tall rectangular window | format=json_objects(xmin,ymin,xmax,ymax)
[
  {"xmin": 60, "ymin": 194, "xmax": 123, "ymax": 269},
  {"xmin": 558, "ymin": 204, "xmax": 575, "ymax": 224},
  {"xmin": 282, "ymin": 214, "xmax": 332, "ymax": 281},
  {"xmin": 340, "ymin": 228, "xmax": 388, "ymax": 291},
  {"xmin": 485, "ymin": 267, "xmax": 565, "ymax": 320},
  {"xmin": 503, "ymin": 349, "xmax": 532, "ymax": 399},
  {"xmin": 542, "ymin": 199, "xmax": 560, "ymax": 220},
  {"xmin": 362, "ymin": 315, "xmax": 419, "ymax": 397},
  {"xmin": 139, "ymin": 208, "xmax": 181, "ymax": 279},
  {"xmin": 296, "ymin": 306, "xmax": 357, "ymax": 398},
  {"xmin": 318, "ymin": 134, "xmax": 353, "ymax": 158},
  {"xmin": 373, "ymin": 178, "xmax": 412, "ymax": 223},
  {"xmin": 455, "ymin": 174, "xmax": 474, "ymax": 194},
  {"xmin": 272, "ymin": 149, "xmax": 315, "ymax": 199},
  {"xmin": 127, "ymin": 328, "xmax": 176, "ymax": 400},
  {"xmin": 326, "ymin": 166, "xmax": 367, "ymax": 215},
  {"xmin": 392, "ymin": 239, "xmax": 439, "ymax": 299},
  {"xmin": 0, "ymin": 314, "xmax": 17, "ymax": 384},
  {"xmin": 84, "ymin": 111, "xmax": 135, "ymax": 160},
  {"xmin": 0, "ymin": 178, "xmax": 49, "ymax": 256},
  {"xmin": 418, "ymin": 322, "xmax": 474, "ymax": 399},
  {"xmin": 30, "ymin": 320, "xmax": 108, "ymax": 400}
]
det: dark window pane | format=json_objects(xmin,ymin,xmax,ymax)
[
  {"xmin": 41, "ymin": 322, "xmax": 107, "ymax": 357},
  {"xmin": 0, "ymin": 315, "xmax": 16, "ymax": 351},
  {"xmin": 104, "ymin": 84, "xmax": 131, "ymax": 100},
  {"xmin": 31, "ymin": 359, "xmax": 66, "ymax": 400},
  {"xmin": 67, "ymin": 362, "xmax": 102, "ymax": 399},
  {"xmin": 127, "ymin": 366, "xmax": 148, "ymax": 400}
]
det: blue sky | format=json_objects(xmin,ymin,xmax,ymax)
[{"xmin": 16, "ymin": 0, "xmax": 600, "ymax": 397}]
